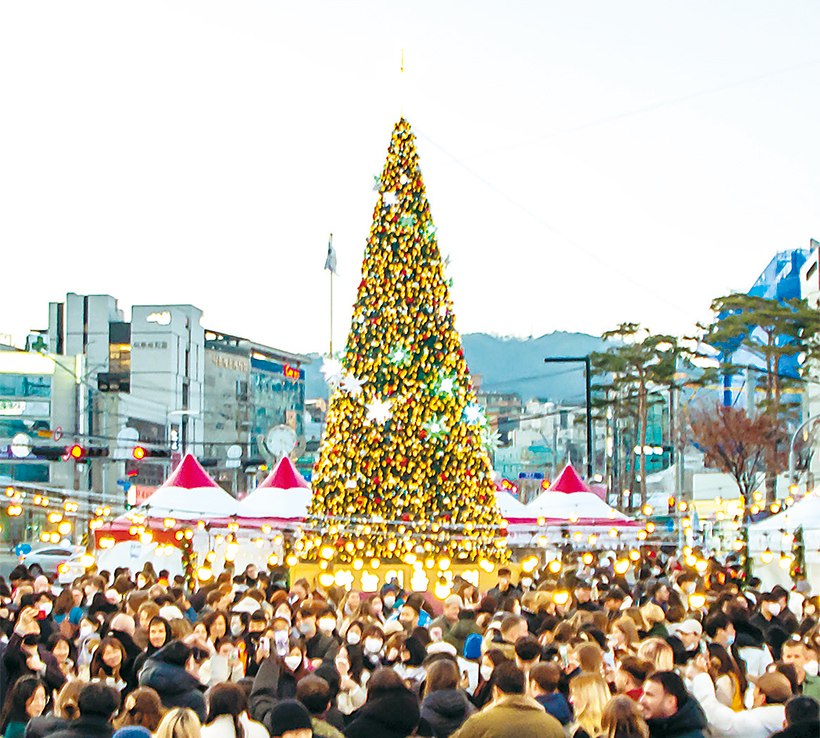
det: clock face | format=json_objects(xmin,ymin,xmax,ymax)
[{"xmin": 266, "ymin": 425, "xmax": 297, "ymax": 456}]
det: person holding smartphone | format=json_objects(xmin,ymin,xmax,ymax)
[{"xmin": 2, "ymin": 605, "xmax": 65, "ymax": 697}]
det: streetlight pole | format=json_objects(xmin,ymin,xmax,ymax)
[{"xmin": 544, "ymin": 356, "xmax": 593, "ymax": 479}]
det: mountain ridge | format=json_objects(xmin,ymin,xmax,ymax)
[{"xmin": 305, "ymin": 331, "xmax": 606, "ymax": 404}]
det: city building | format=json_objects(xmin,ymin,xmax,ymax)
[
  {"xmin": 203, "ymin": 330, "xmax": 309, "ymax": 492},
  {"xmin": 1, "ymin": 292, "xmax": 308, "ymax": 518}
]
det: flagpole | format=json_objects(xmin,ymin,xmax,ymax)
[{"xmin": 329, "ymin": 233, "xmax": 333, "ymax": 357}]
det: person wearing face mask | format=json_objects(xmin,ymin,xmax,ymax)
[
  {"xmin": 335, "ymin": 645, "xmax": 367, "ymax": 715},
  {"xmin": 345, "ymin": 621, "xmax": 364, "ymax": 648},
  {"xmin": 752, "ymin": 593, "xmax": 786, "ymax": 636},
  {"xmin": 244, "ymin": 610, "xmax": 271, "ymax": 677},
  {"xmin": 667, "ymin": 620, "xmax": 703, "ymax": 666},
  {"xmin": 470, "ymin": 649, "xmax": 509, "ymax": 709},
  {"xmin": 360, "ymin": 625, "xmax": 385, "ymax": 673},
  {"xmin": 295, "ymin": 604, "xmax": 339, "ymax": 668},
  {"xmin": 3, "ymin": 605, "xmax": 65, "ymax": 697},
  {"xmin": 380, "ymin": 585, "xmax": 398, "ymax": 619},
  {"xmin": 782, "ymin": 638, "xmax": 820, "ymax": 701}
]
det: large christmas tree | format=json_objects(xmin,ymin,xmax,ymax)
[{"xmin": 306, "ymin": 118, "xmax": 507, "ymax": 566}]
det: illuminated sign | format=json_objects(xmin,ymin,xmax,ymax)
[{"xmin": 283, "ymin": 364, "xmax": 300, "ymax": 380}]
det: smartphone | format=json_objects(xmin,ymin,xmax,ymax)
[
  {"xmin": 274, "ymin": 631, "xmax": 288, "ymax": 657},
  {"xmin": 559, "ymin": 644, "xmax": 568, "ymax": 666}
]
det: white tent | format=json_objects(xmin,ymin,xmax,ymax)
[
  {"xmin": 527, "ymin": 491, "xmax": 631, "ymax": 523},
  {"xmin": 239, "ymin": 456, "xmax": 312, "ymax": 522},
  {"xmin": 127, "ymin": 453, "xmax": 241, "ymax": 521},
  {"xmin": 748, "ymin": 493, "xmax": 820, "ymax": 552},
  {"xmin": 748, "ymin": 493, "xmax": 820, "ymax": 591},
  {"xmin": 494, "ymin": 491, "xmax": 535, "ymax": 523}
]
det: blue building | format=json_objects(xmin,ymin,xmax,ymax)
[{"xmin": 721, "ymin": 248, "xmax": 810, "ymax": 407}]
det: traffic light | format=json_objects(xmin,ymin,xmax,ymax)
[
  {"xmin": 67, "ymin": 445, "xmax": 109, "ymax": 461},
  {"xmin": 31, "ymin": 446, "xmax": 67, "ymax": 461},
  {"xmin": 668, "ymin": 496, "xmax": 676, "ymax": 513},
  {"xmin": 132, "ymin": 446, "xmax": 170, "ymax": 460}
]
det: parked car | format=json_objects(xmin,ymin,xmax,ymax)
[
  {"xmin": 56, "ymin": 551, "xmax": 91, "ymax": 584},
  {"xmin": 19, "ymin": 544, "xmax": 82, "ymax": 581}
]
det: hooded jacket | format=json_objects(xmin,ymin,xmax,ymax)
[
  {"xmin": 645, "ymin": 691, "xmax": 708, "ymax": 738},
  {"xmin": 137, "ymin": 642, "xmax": 206, "ymax": 722},
  {"xmin": 535, "ymin": 692, "xmax": 572, "ymax": 726},
  {"xmin": 444, "ymin": 617, "xmax": 482, "ymax": 656},
  {"xmin": 420, "ymin": 689, "xmax": 475, "ymax": 738},
  {"xmin": 344, "ymin": 686, "xmax": 421, "ymax": 738},
  {"xmin": 689, "ymin": 672, "xmax": 785, "ymax": 738}
]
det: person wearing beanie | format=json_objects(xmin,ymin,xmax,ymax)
[
  {"xmin": 430, "ymin": 596, "xmax": 463, "ymax": 640},
  {"xmin": 267, "ymin": 699, "xmax": 313, "ymax": 738},
  {"xmin": 113, "ymin": 728, "xmax": 151, "ymax": 738}
]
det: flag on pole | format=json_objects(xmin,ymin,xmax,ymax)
[{"xmin": 324, "ymin": 234, "xmax": 337, "ymax": 274}]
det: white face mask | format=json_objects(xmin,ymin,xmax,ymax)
[
  {"xmin": 347, "ymin": 633, "xmax": 361, "ymax": 645},
  {"xmin": 298, "ymin": 621, "xmax": 313, "ymax": 635},
  {"xmin": 724, "ymin": 633, "xmax": 735, "ymax": 646},
  {"xmin": 364, "ymin": 638, "xmax": 382, "ymax": 654},
  {"xmin": 284, "ymin": 655, "xmax": 302, "ymax": 671},
  {"xmin": 768, "ymin": 603, "xmax": 782, "ymax": 617},
  {"xmin": 318, "ymin": 619, "xmax": 336, "ymax": 634},
  {"xmin": 384, "ymin": 596, "xmax": 396, "ymax": 609},
  {"xmin": 39, "ymin": 602, "xmax": 53, "ymax": 616},
  {"xmin": 480, "ymin": 665, "xmax": 493, "ymax": 681},
  {"xmin": 79, "ymin": 625, "xmax": 94, "ymax": 639},
  {"xmin": 806, "ymin": 660, "xmax": 819, "ymax": 677},
  {"xmin": 230, "ymin": 622, "xmax": 244, "ymax": 636}
]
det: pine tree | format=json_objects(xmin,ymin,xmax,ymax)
[{"xmin": 306, "ymin": 118, "xmax": 507, "ymax": 566}]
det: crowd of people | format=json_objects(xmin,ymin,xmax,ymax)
[{"xmin": 0, "ymin": 554, "xmax": 818, "ymax": 738}]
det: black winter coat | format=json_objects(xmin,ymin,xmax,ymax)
[
  {"xmin": 43, "ymin": 715, "xmax": 114, "ymax": 738},
  {"xmin": 420, "ymin": 689, "xmax": 475, "ymax": 738},
  {"xmin": 645, "ymin": 695, "xmax": 708, "ymax": 738},
  {"xmin": 344, "ymin": 688, "xmax": 421, "ymax": 738},
  {"xmin": 138, "ymin": 650, "xmax": 206, "ymax": 722},
  {"xmin": 771, "ymin": 722, "xmax": 820, "ymax": 738},
  {"xmin": 23, "ymin": 714, "xmax": 69, "ymax": 738}
]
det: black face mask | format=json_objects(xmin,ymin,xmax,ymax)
[{"xmin": 22, "ymin": 634, "xmax": 39, "ymax": 647}]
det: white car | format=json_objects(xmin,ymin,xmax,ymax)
[
  {"xmin": 19, "ymin": 544, "xmax": 85, "ymax": 584},
  {"xmin": 56, "ymin": 552, "xmax": 91, "ymax": 585}
]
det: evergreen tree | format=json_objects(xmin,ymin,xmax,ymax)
[
  {"xmin": 306, "ymin": 118, "xmax": 507, "ymax": 566},
  {"xmin": 701, "ymin": 294, "xmax": 820, "ymax": 503}
]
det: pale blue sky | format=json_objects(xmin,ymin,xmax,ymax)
[{"xmin": 1, "ymin": 1, "xmax": 818, "ymax": 354}]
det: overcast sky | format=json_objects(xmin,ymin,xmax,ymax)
[{"xmin": 1, "ymin": 1, "xmax": 818, "ymax": 356}]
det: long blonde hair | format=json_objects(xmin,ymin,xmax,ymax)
[
  {"xmin": 637, "ymin": 637, "xmax": 674, "ymax": 672},
  {"xmin": 155, "ymin": 707, "xmax": 201, "ymax": 738},
  {"xmin": 602, "ymin": 694, "xmax": 649, "ymax": 738},
  {"xmin": 570, "ymin": 673, "xmax": 611, "ymax": 738},
  {"xmin": 611, "ymin": 617, "xmax": 639, "ymax": 653}
]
